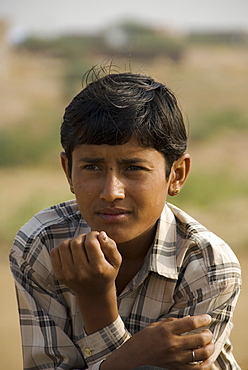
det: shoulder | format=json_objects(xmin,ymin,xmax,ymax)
[
  {"xmin": 10, "ymin": 199, "xmax": 89, "ymax": 256},
  {"xmin": 30, "ymin": 199, "xmax": 80, "ymax": 229},
  {"xmin": 167, "ymin": 202, "xmax": 232, "ymax": 250},
  {"xmin": 166, "ymin": 203, "xmax": 241, "ymax": 283},
  {"xmin": 19, "ymin": 199, "xmax": 80, "ymax": 237}
]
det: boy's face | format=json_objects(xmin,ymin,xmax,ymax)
[{"xmin": 62, "ymin": 137, "xmax": 171, "ymax": 246}]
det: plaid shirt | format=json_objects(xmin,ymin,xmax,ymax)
[{"xmin": 10, "ymin": 200, "xmax": 241, "ymax": 370}]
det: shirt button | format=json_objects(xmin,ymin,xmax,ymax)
[{"xmin": 83, "ymin": 348, "xmax": 92, "ymax": 358}]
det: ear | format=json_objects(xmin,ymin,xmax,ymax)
[
  {"xmin": 168, "ymin": 153, "xmax": 191, "ymax": 196},
  {"xmin": 60, "ymin": 152, "xmax": 72, "ymax": 186}
]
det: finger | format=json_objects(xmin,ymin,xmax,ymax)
[
  {"xmin": 184, "ymin": 356, "xmax": 213, "ymax": 370},
  {"xmin": 82, "ymin": 231, "xmax": 106, "ymax": 267},
  {"xmin": 98, "ymin": 231, "xmax": 122, "ymax": 269},
  {"xmin": 171, "ymin": 314, "xmax": 212, "ymax": 335},
  {"xmin": 50, "ymin": 246, "xmax": 63, "ymax": 279},
  {"xmin": 177, "ymin": 330, "xmax": 213, "ymax": 353},
  {"xmin": 191, "ymin": 341, "xmax": 214, "ymax": 363},
  {"xmin": 58, "ymin": 239, "xmax": 73, "ymax": 274},
  {"xmin": 51, "ymin": 239, "xmax": 73, "ymax": 279},
  {"xmin": 69, "ymin": 233, "xmax": 88, "ymax": 265},
  {"xmin": 185, "ymin": 343, "xmax": 214, "ymax": 370},
  {"xmin": 178, "ymin": 342, "xmax": 214, "ymax": 369}
]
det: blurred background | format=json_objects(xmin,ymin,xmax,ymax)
[{"xmin": 0, "ymin": 0, "xmax": 247, "ymax": 368}]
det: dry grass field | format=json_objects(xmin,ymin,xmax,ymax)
[{"xmin": 1, "ymin": 40, "xmax": 248, "ymax": 369}]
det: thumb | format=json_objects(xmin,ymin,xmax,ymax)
[{"xmin": 98, "ymin": 231, "xmax": 122, "ymax": 269}]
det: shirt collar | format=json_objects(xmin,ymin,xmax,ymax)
[
  {"xmin": 118, "ymin": 203, "xmax": 179, "ymax": 297},
  {"xmin": 148, "ymin": 203, "xmax": 179, "ymax": 280}
]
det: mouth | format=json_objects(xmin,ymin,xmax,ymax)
[{"xmin": 95, "ymin": 208, "xmax": 131, "ymax": 222}]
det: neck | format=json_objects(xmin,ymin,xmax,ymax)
[{"xmin": 117, "ymin": 222, "xmax": 157, "ymax": 261}]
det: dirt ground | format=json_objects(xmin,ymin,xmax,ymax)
[{"xmin": 1, "ymin": 251, "xmax": 247, "ymax": 369}]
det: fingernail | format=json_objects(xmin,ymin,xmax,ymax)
[
  {"xmin": 206, "ymin": 314, "xmax": 212, "ymax": 322},
  {"xmin": 101, "ymin": 231, "xmax": 107, "ymax": 241}
]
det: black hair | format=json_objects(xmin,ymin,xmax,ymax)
[{"xmin": 61, "ymin": 68, "xmax": 187, "ymax": 177}]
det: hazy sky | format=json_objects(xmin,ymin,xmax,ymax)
[{"xmin": 1, "ymin": 0, "xmax": 248, "ymax": 38}]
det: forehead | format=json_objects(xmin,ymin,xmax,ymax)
[{"xmin": 72, "ymin": 136, "xmax": 164, "ymax": 161}]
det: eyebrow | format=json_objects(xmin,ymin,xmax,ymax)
[
  {"xmin": 78, "ymin": 157, "xmax": 151, "ymax": 164},
  {"xmin": 78, "ymin": 157, "xmax": 105, "ymax": 163},
  {"xmin": 118, "ymin": 158, "xmax": 151, "ymax": 164}
]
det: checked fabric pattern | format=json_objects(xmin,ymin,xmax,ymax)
[{"xmin": 10, "ymin": 200, "xmax": 241, "ymax": 369}]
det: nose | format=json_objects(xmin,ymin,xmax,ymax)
[{"xmin": 100, "ymin": 172, "xmax": 125, "ymax": 202}]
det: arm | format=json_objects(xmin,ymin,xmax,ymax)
[
  {"xmin": 51, "ymin": 231, "xmax": 122, "ymax": 335},
  {"xmin": 100, "ymin": 315, "xmax": 213, "ymax": 370},
  {"xmin": 161, "ymin": 241, "xmax": 241, "ymax": 366},
  {"xmin": 51, "ymin": 232, "xmax": 214, "ymax": 370},
  {"xmin": 9, "ymin": 247, "xmax": 87, "ymax": 370}
]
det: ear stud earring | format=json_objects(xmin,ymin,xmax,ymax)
[
  {"xmin": 70, "ymin": 185, "xmax": 75, "ymax": 194},
  {"xmin": 173, "ymin": 188, "xmax": 180, "ymax": 196}
]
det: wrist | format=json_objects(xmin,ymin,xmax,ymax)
[
  {"xmin": 75, "ymin": 283, "xmax": 117, "ymax": 309},
  {"xmin": 76, "ymin": 287, "xmax": 118, "ymax": 334}
]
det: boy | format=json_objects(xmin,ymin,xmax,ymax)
[{"xmin": 10, "ymin": 69, "xmax": 241, "ymax": 369}]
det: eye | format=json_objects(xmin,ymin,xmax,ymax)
[
  {"xmin": 83, "ymin": 164, "xmax": 101, "ymax": 171},
  {"xmin": 126, "ymin": 165, "xmax": 145, "ymax": 171}
]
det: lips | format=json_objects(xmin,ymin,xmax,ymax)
[{"xmin": 95, "ymin": 207, "xmax": 131, "ymax": 222}]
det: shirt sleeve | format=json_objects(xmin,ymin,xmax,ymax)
[
  {"xmin": 10, "ymin": 248, "xmax": 88, "ymax": 370},
  {"xmin": 87, "ymin": 359, "xmax": 106, "ymax": 370},
  {"xmin": 170, "ymin": 278, "xmax": 240, "ymax": 361},
  {"xmin": 10, "ymin": 238, "xmax": 131, "ymax": 369},
  {"xmin": 78, "ymin": 316, "xmax": 130, "ymax": 365},
  {"xmin": 162, "ymin": 239, "xmax": 241, "ymax": 367}
]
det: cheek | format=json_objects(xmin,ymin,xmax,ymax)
[
  {"xmin": 152, "ymin": 182, "xmax": 168, "ymax": 211},
  {"xmin": 73, "ymin": 175, "xmax": 94, "ymax": 195},
  {"xmin": 136, "ymin": 179, "xmax": 168, "ymax": 212},
  {"xmin": 73, "ymin": 181, "xmax": 97, "ymax": 214},
  {"xmin": 148, "ymin": 193, "xmax": 167, "ymax": 217}
]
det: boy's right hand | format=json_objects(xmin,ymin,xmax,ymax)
[{"xmin": 102, "ymin": 314, "xmax": 214, "ymax": 370}]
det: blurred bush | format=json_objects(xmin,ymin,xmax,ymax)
[
  {"xmin": 1, "ymin": 20, "xmax": 248, "ymax": 251},
  {"xmin": 191, "ymin": 109, "xmax": 248, "ymax": 141},
  {"xmin": 0, "ymin": 105, "xmax": 60, "ymax": 167}
]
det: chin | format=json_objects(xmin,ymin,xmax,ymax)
[
  {"xmin": 102, "ymin": 230, "xmax": 132, "ymax": 245},
  {"xmin": 107, "ymin": 234, "xmax": 129, "ymax": 244}
]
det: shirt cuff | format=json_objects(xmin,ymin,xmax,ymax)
[
  {"xmin": 87, "ymin": 359, "xmax": 105, "ymax": 370},
  {"xmin": 78, "ymin": 315, "xmax": 130, "ymax": 365}
]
